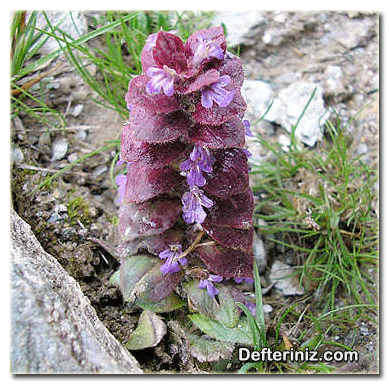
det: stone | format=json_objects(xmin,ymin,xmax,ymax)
[
  {"xmin": 10, "ymin": 209, "xmax": 142, "ymax": 374},
  {"xmin": 11, "ymin": 147, "xmax": 24, "ymax": 164},
  {"xmin": 71, "ymin": 104, "xmax": 84, "ymax": 117},
  {"xmin": 253, "ymin": 231, "xmax": 267, "ymax": 273},
  {"xmin": 33, "ymin": 11, "xmax": 89, "ymax": 55},
  {"xmin": 51, "ymin": 136, "xmax": 68, "ymax": 161},
  {"xmin": 212, "ymin": 11, "xmax": 265, "ymax": 47},
  {"xmin": 269, "ymin": 260, "xmax": 304, "ymax": 296},
  {"xmin": 324, "ymin": 17, "xmax": 374, "ymax": 50},
  {"xmin": 242, "ymin": 79, "xmax": 274, "ymax": 120},
  {"xmin": 323, "ymin": 65, "xmax": 343, "ymax": 95},
  {"xmin": 265, "ymin": 81, "xmax": 329, "ymax": 147}
]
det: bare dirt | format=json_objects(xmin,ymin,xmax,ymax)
[{"xmin": 10, "ymin": 11, "xmax": 379, "ymax": 374}]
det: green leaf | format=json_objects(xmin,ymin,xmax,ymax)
[
  {"xmin": 183, "ymin": 281, "xmax": 240, "ymax": 328},
  {"xmin": 188, "ymin": 313, "xmax": 254, "ymax": 345},
  {"xmin": 125, "ymin": 310, "xmax": 166, "ymax": 350},
  {"xmin": 120, "ymin": 255, "xmax": 158, "ymax": 303},
  {"xmin": 120, "ymin": 255, "xmax": 183, "ymax": 305},
  {"xmin": 187, "ymin": 333, "xmax": 235, "ymax": 362},
  {"xmin": 216, "ymin": 286, "xmax": 240, "ymax": 328},
  {"xmin": 183, "ymin": 279, "xmax": 219, "ymax": 318},
  {"xmin": 109, "ymin": 270, "xmax": 120, "ymax": 286},
  {"xmin": 136, "ymin": 293, "xmax": 185, "ymax": 313}
]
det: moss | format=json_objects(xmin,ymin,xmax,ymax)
[{"xmin": 66, "ymin": 195, "xmax": 91, "ymax": 226}]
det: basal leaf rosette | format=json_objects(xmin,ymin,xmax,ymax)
[{"xmin": 118, "ymin": 27, "xmax": 254, "ymax": 304}]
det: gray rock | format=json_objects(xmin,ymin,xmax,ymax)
[
  {"xmin": 265, "ymin": 81, "xmax": 329, "ymax": 147},
  {"xmin": 34, "ymin": 11, "xmax": 88, "ymax": 55},
  {"xmin": 253, "ymin": 231, "xmax": 267, "ymax": 273},
  {"xmin": 323, "ymin": 65, "xmax": 344, "ymax": 96},
  {"xmin": 324, "ymin": 17, "xmax": 374, "ymax": 50},
  {"xmin": 11, "ymin": 147, "xmax": 24, "ymax": 164},
  {"xmin": 241, "ymin": 79, "xmax": 274, "ymax": 164},
  {"xmin": 262, "ymin": 304, "xmax": 273, "ymax": 314},
  {"xmin": 212, "ymin": 11, "xmax": 265, "ymax": 47},
  {"xmin": 269, "ymin": 260, "xmax": 304, "ymax": 296},
  {"xmin": 51, "ymin": 136, "xmax": 68, "ymax": 161},
  {"xmin": 242, "ymin": 79, "xmax": 274, "ymax": 120},
  {"xmin": 71, "ymin": 104, "xmax": 84, "ymax": 117},
  {"xmin": 10, "ymin": 209, "xmax": 142, "ymax": 374}
]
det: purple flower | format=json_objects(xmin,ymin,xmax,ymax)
[
  {"xmin": 243, "ymin": 119, "xmax": 253, "ymax": 137},
  {"xmin": 192, "ymin": 36, "xmax": 224, "ymax": 66},
  {"xmin": 159, "ymin": 244, "xmax": 187, "ymax": 274},
  {"xmin": 242, "ymin": 148, "xmax": 252, "ymax": 158},
  {"xmin": 115, "ymin": 173, "xmax": 127, "ymax": 204},
  {"xmin": 180, "ymin": 145, "xmax": 215, "ymax": 187},
  {"xmin": 146, "ymin": 65, "xmax": 176, "ymax": 96},
  {"xmin": 182, "ymin": 185, "xmax": 213, "ymax": 224},
  {"xmin": 245, "ymin": 302, "xmax": 256, "ymax": 317},
  {"xmin": 198, "ymin": 274, "xmax": 223, "ymax": 297},
  {"xmin": 201, "ymin": 75, "xmax": 234, "ymax": 109}
]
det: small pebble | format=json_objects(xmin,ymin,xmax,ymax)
[
  {"xmin": 71, "ymin": 104, "xmax": 84, "ymax": 117},
  {"xmin": 51, "ymin": 137, "xmax": 68, "ymax": 161},
  {"xmin": 11, "ymin": 147, "xmax": 24, "ymax": 164},
  {"xmin": 262, "ymin": 304, "xmax": 273, "ymax": 313}
]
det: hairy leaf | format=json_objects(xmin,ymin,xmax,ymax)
[
  {"xmin": 195, "ymin": 243, "xmax": 253, "ymax": 279},
  {"xmin": 120, "ymin": 255, "xmax": 183, "ymax": 303},
  {"xmin": 189, "ymin": 116, "xmax": 245, "ymax": 149},
  {"xmin": 125, "ymin": 75, "xmax": 179, "ymax": 114},
  {"xmin": 202, "ymin": 225, "xmax": 254, "ymax": 252},
  {"xmin": 153, "ymin": 31, "xmax": 187, "ymax": 73},
  {"xmin": 118, "ymin": 197, "xmax": 182, "ymax": 241},
  {"xmin": 125, "ymin": 310, "xmax": 167, "ymax": 350},
  {"xmin": 120, "ymin": 227, "xmax": 184, "ymax": 256},
  {"xmin": 181, "ymin": 69, "xmax": 219, "ymax": 94},
  {"xmin": 203, "ymin": 148, "xmax": 250, "ymax": 198},
  {"xmin": 136, "ymin": 293, "xmax": 186, "ymax": 313},
  {"xmin": 126, "ymin": 107, "xmax": 190, "ymax": 143},
  {"xmin": 204, "ymin": 191, "xmax": 254, "ymax": 229},
  {"xmin": 121, "ymin": 135, "xmax": 188, "ymax": 168},
  {"xmin": 189, "ymin": 313, "xmax": 254, "ymax": 345},
  {"xmin": 123, "ymin": 163, "xmax": 184, "ymax": 203},
  {"xmin": 187, "ymin": 334, "xmax": 234, "ymax": 362}
]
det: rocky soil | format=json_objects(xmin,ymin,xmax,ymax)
[{"xmin": 10, "ymin": 11, "xmax": 379, "ymax": 374}]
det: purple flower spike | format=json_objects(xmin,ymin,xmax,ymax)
[
  {"xmin": 198, "ymin": 274, "xmax": 223, "ymax": 297},
  {"xmin": 159, "ymin": 244, "xmax": 187, "ymax": 274},
  {"xmin": 146, "ymin": 65, "xmax": 176, "ymax": 96},
  {"xmin": 201, "ymin": 75, "xmax": 235, "ymax": 109},
  {"xmin": 182, "ymin": 185, "xmax": 213, "ymax": 224},
  {"xmin": 192, "ymin": 36, "xmax": 224, "ymax": 67}
]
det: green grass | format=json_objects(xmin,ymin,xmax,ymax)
[{"xmin": 250, "ymin": 106, "xmax": 378, "ymax": 314}]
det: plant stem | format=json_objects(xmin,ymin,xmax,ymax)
[{"xmin": 175, "ymin": 231, "xmax": 205, "ymax": 261}]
